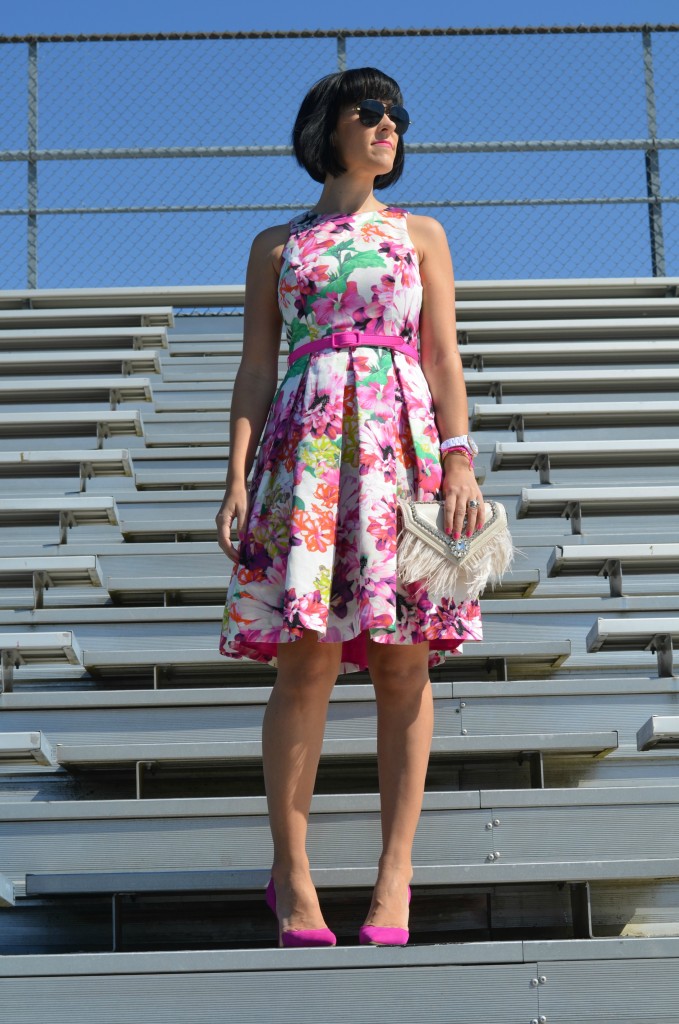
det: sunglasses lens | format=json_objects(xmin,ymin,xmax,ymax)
[
  {"xmin": 357, "ymin": 100, "xmax": 410, "ymax": 135},
  {"xmin": 390, "ymin": 105, "xmax": 410, "ymax": 135},
  {"xmin": 357, "ymin": 100, "xmax": 385, "ymax": 127}
]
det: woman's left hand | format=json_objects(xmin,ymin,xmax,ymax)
[{"xmin": 441, "ymin": 451, "xmax": 485, "ymax": 539}]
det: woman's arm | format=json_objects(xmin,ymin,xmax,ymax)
[
  {"xmin": 407, "ymin": 214, "xmax": 484, "ymax": 540},
  {"xmin": 216, "ymin": 224, "xmax": 287, "ymax": 562}
]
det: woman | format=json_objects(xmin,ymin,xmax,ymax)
[{"xmin": 215, "ymin": 67, "xmax": 484, "ymax": 948}]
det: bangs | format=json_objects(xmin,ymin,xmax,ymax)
[{"xmin": 335, "ymin": 68, "xmax": 403, "ymax": 108}]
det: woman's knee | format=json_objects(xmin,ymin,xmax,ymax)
[
  {"xmin": 368, "ymin": 643, "xmax": 430, "ymax": 699},
  {"xmin": 274, "ymin": 630, "xmax": 340, "ymax": 697}
]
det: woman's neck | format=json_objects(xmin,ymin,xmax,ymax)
[{"xmin": 312, "ymin": 176, "xmax": 385, "ymax": 216}]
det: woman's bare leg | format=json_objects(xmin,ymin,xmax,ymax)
[
  {"xmin": 363, "ymin": 639, "xmax": 433, "ymax": 930},
  {"xmin": 262, "ymin": 629, "xmax": 341, "ymax": 936}
]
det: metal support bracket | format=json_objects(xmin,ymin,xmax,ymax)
[
  {"xmin": 1, "ymin": 651, "xmax": 16, "ymax": 693},
  {"xmin": 135, "ymin": 760, "xmax": 157, "ymax": 799},
  {"xmin": 485, "ymin": 658, "xmax": 508, "ymax": 682},
  {"xmin": 533, "ymin": 453, "xmax": 552, "ymax": 485},
  {"xmin": 563, "ymin": 501, "xmax": 583, "ymax": 535},
  {"xmin": 647, "ymin": 634, "xmax": 674, "ymax": 677},
  {"xmin": 79, "ymin": 462, "xmax": 94, "ymax": 493},
  {"xmin": 59, "ymin": 510, "xmax": 76, "ymax": 545},
  {"xmin": 526, "ymin": 751, "xmax": 545, "ymax": 789},
  {"xmin": 32, "ymin": 570, "xmax": 49, "ymax": 610},
  {"xmin": 490, "ymin": 382, "xmax": 503, "ymax": 405},
  {"xmin": 509, "ymin": 414, "xmax": 525, "ymax": 442},
  {"xmin": 569, "ymin": 881, "xmax": 594, "ymax": 938},
  {"xmin": 600, "ymin": 559, "xmax": 623, "ymax": 598},
  {"xmin": 112, "ymin": 892, "xmax": 125, "ymax": 952}
]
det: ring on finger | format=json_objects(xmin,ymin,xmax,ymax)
[{"xmin": 467, "ymin": 498, "xmax": 480, "ymax": 509}]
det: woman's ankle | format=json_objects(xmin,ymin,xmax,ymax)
[
  {"xmin": 376, "ymin": 856, "xmax": 413, "ymax": 884},
  {"xmin": 270, "ymin": 860, "xmax": 317, "ymax": 894}
]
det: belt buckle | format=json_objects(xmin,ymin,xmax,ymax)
[{"xmin": 332, "ymin": 331, "xmax": 360, "ymax": 350}]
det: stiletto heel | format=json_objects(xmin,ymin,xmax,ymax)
[
  {"xmin": 266, "ymin": 878, "xmax": 337, "ymax": 948},
  {"xmin": 359, "ymin": 885, "xmax": 411, "ymax": 946}
]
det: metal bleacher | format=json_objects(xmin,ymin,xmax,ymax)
[{"xmin": 1, "ymin": 279, "xmax": 679, "ymax": 1016}]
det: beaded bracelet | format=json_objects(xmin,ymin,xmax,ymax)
[{"xmin": 441, "ymin": 445, "xmax": 474, "ymax": 470}]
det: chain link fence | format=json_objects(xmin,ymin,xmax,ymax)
[{"xmin": 1, "ymin": 24, "xmax": 679, "ymax": 292}]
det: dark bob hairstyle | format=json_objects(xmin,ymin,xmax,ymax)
[{"xmin": 292, "ymin": 67, "xmax": 405, "ymax": 189}]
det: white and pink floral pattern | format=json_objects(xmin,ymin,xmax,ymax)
[{"xmin": 219, "ymin": 206, "xmax": 482, "ymax": 674}]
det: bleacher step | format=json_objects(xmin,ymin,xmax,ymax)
[{"xmin": 1, "ymin": 938, "xmax": 679, "ymax": 1024}]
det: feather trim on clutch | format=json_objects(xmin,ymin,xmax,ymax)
[{"xmin": 397, "ymin": 498, "xmax": 516, "ymax": 603}]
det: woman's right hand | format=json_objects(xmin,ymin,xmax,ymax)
[{"xmin": 216, "ymin": 481, "xmax": 249, "ymax": 563}]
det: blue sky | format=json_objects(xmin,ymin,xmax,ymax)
[
  {"xmin": 2, "ymin": 0, "xmax": 679, "ymax": 35},
  {"xmin": 2, "ymin": 3, "xmax": 678, "ymax": 287}
]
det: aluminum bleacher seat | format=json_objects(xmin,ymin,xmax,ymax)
[
  {"xmin": 0, "ymin": 449, "xmax": 133, "ymax": 492},
  {"xmin": 517, "ymin": 485, "xmax": 679, "ymax": 534},
  {"xmin": 3, "ymin": 938, "xmax": 679, "ymax": 1020},
  {"xmin": 50, "ymin": 725, "xmax": 616, "ymax": 798},
  {"xmin": 0, "ymin": 326, "xmax": 168, "ymax": 350},
  {"xmin": 0, "ymin": 497, "xmax": 119, "ymax": 544},
  {"xmin": 0, "ymin": 631, "xmax": 83, "ymax": 692},
  {"xmin": 0, "ymin": 873, "xmax": 14, "ymax": 907},
  {"xmin": 75, "ymin": 638, "xmax": 570, "ymax": 684},
  {"xmin": 0, "ymin": 410, "xmax": 143, "ymax": 445},
  {"xmin": 637, "ymin": 716, "xmax": 679, "ymax": 751},
  {"xmin": 0, "ymin": 555, "xmax": 104, "ymax": 609},
  {"xmin": 0, "ymin": 731, "xmax": 56, "ymax": 765},
  {"xmin": 0, "ymin": 305, "xmax": 174, "ymax": 328},
  {"xmin": 492, "ymin": 440, "xmax": 679, "ymax": 484},
  {"xmin": 465, "ymin": 367, "xmax": 679, "ymax": 401},
  {"xmin": 586, "ymin": 617, "xmax": 679, "ymax": 677},
  {"xmin": 0, "ymin": 350, "xmax": 161, "ymax": 375},
  {"xmin": 455, "ymin": 309, "xmax": 679, "ymax": 341},
  {"xmin": 472, "ymin": 400, "xmax": 679, "ymax": 440},
  {"xmin": 8, "ymin": 676, "xmax": 658, "ymax": 792},
  {"xmin": 0, "ymin": 377, "xmax": 152, "ymax": 407},
  {"xmin": 4, "ymin": 938, "xmax": 679, "ymax": 1022},
  {"xmin": 547, "ymin": 544, "xmax": 679, "ymax": 597},
  {"xmin": 0, "ymin": 284, "xmax": 239, "ymax": 311},
  {"xmin": 460, "ymin": 338, "xmax": 679, "ymax": 368}
]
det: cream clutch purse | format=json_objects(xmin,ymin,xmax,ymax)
[{"xmin": 396, "ymin": 498, "xmax": 515, "ymax": 604}]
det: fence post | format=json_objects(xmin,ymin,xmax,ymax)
[
  {"xmin": 337, "ymin": 34, "xmax": 346, "ymax": 72},
  {"xmin": 641, "ymin": 28, "xmax": 665, "ymax": 277},
  {"xmin": 27, "ymin": 40, "xmax": 39, "ymax": 289}
]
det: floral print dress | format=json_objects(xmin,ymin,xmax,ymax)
[{"xmin": 219, "ymin": 205, "xmax": 482, "ymax": 674}]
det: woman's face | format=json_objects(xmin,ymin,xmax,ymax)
[{"xmin": 332, "ymin": 97, "xmax": 400, "ymax": 179}]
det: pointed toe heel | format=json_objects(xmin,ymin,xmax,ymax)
[
  {"xmin": 359, "ymin": 924, "xmax": 409, "ymax": 946},
  {"xmin": 266, "ymin": 877, "xmax": 337, "ymax": 948},
  {"xmin": 359, "ymin": 885, "xmax": 412, "ymax": 946}
]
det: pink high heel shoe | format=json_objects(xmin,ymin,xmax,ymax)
[
  {"xmin": 265, "ymin": 878, "xmax": 337, "ymax": 948},
  {"xmin": 358, "ymin": 885, "xmax": 412, "ymax": 946}
]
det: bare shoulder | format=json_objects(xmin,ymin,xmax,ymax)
[
  {"xmin": 404, "ymin": 213, "xmax": 450, "ymax": 264},
  {"xmin": 249, "ymin": 221, "xmax": 293, "ymax": 275}
]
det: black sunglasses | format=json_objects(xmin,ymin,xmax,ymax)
[{"xmin": 353, "ymin": 98, "xmax": 411, "ymax": 136}]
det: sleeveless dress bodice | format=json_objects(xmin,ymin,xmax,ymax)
[
  {"xmin": 278, "ymin": 205, "xmax": 422, "ymax": 356},
  {"xmin": 219, "ymin": 206, "xmax": 482, "ymax": 674}
]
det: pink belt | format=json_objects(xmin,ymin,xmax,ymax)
[{"xmin": 288, "ymin": 330, "xmax": 418, "ymax": 366}]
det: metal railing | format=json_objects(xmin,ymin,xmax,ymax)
[{"xmin": 1, "ymin": 24, "xmax": 679, "ymax": 289}]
